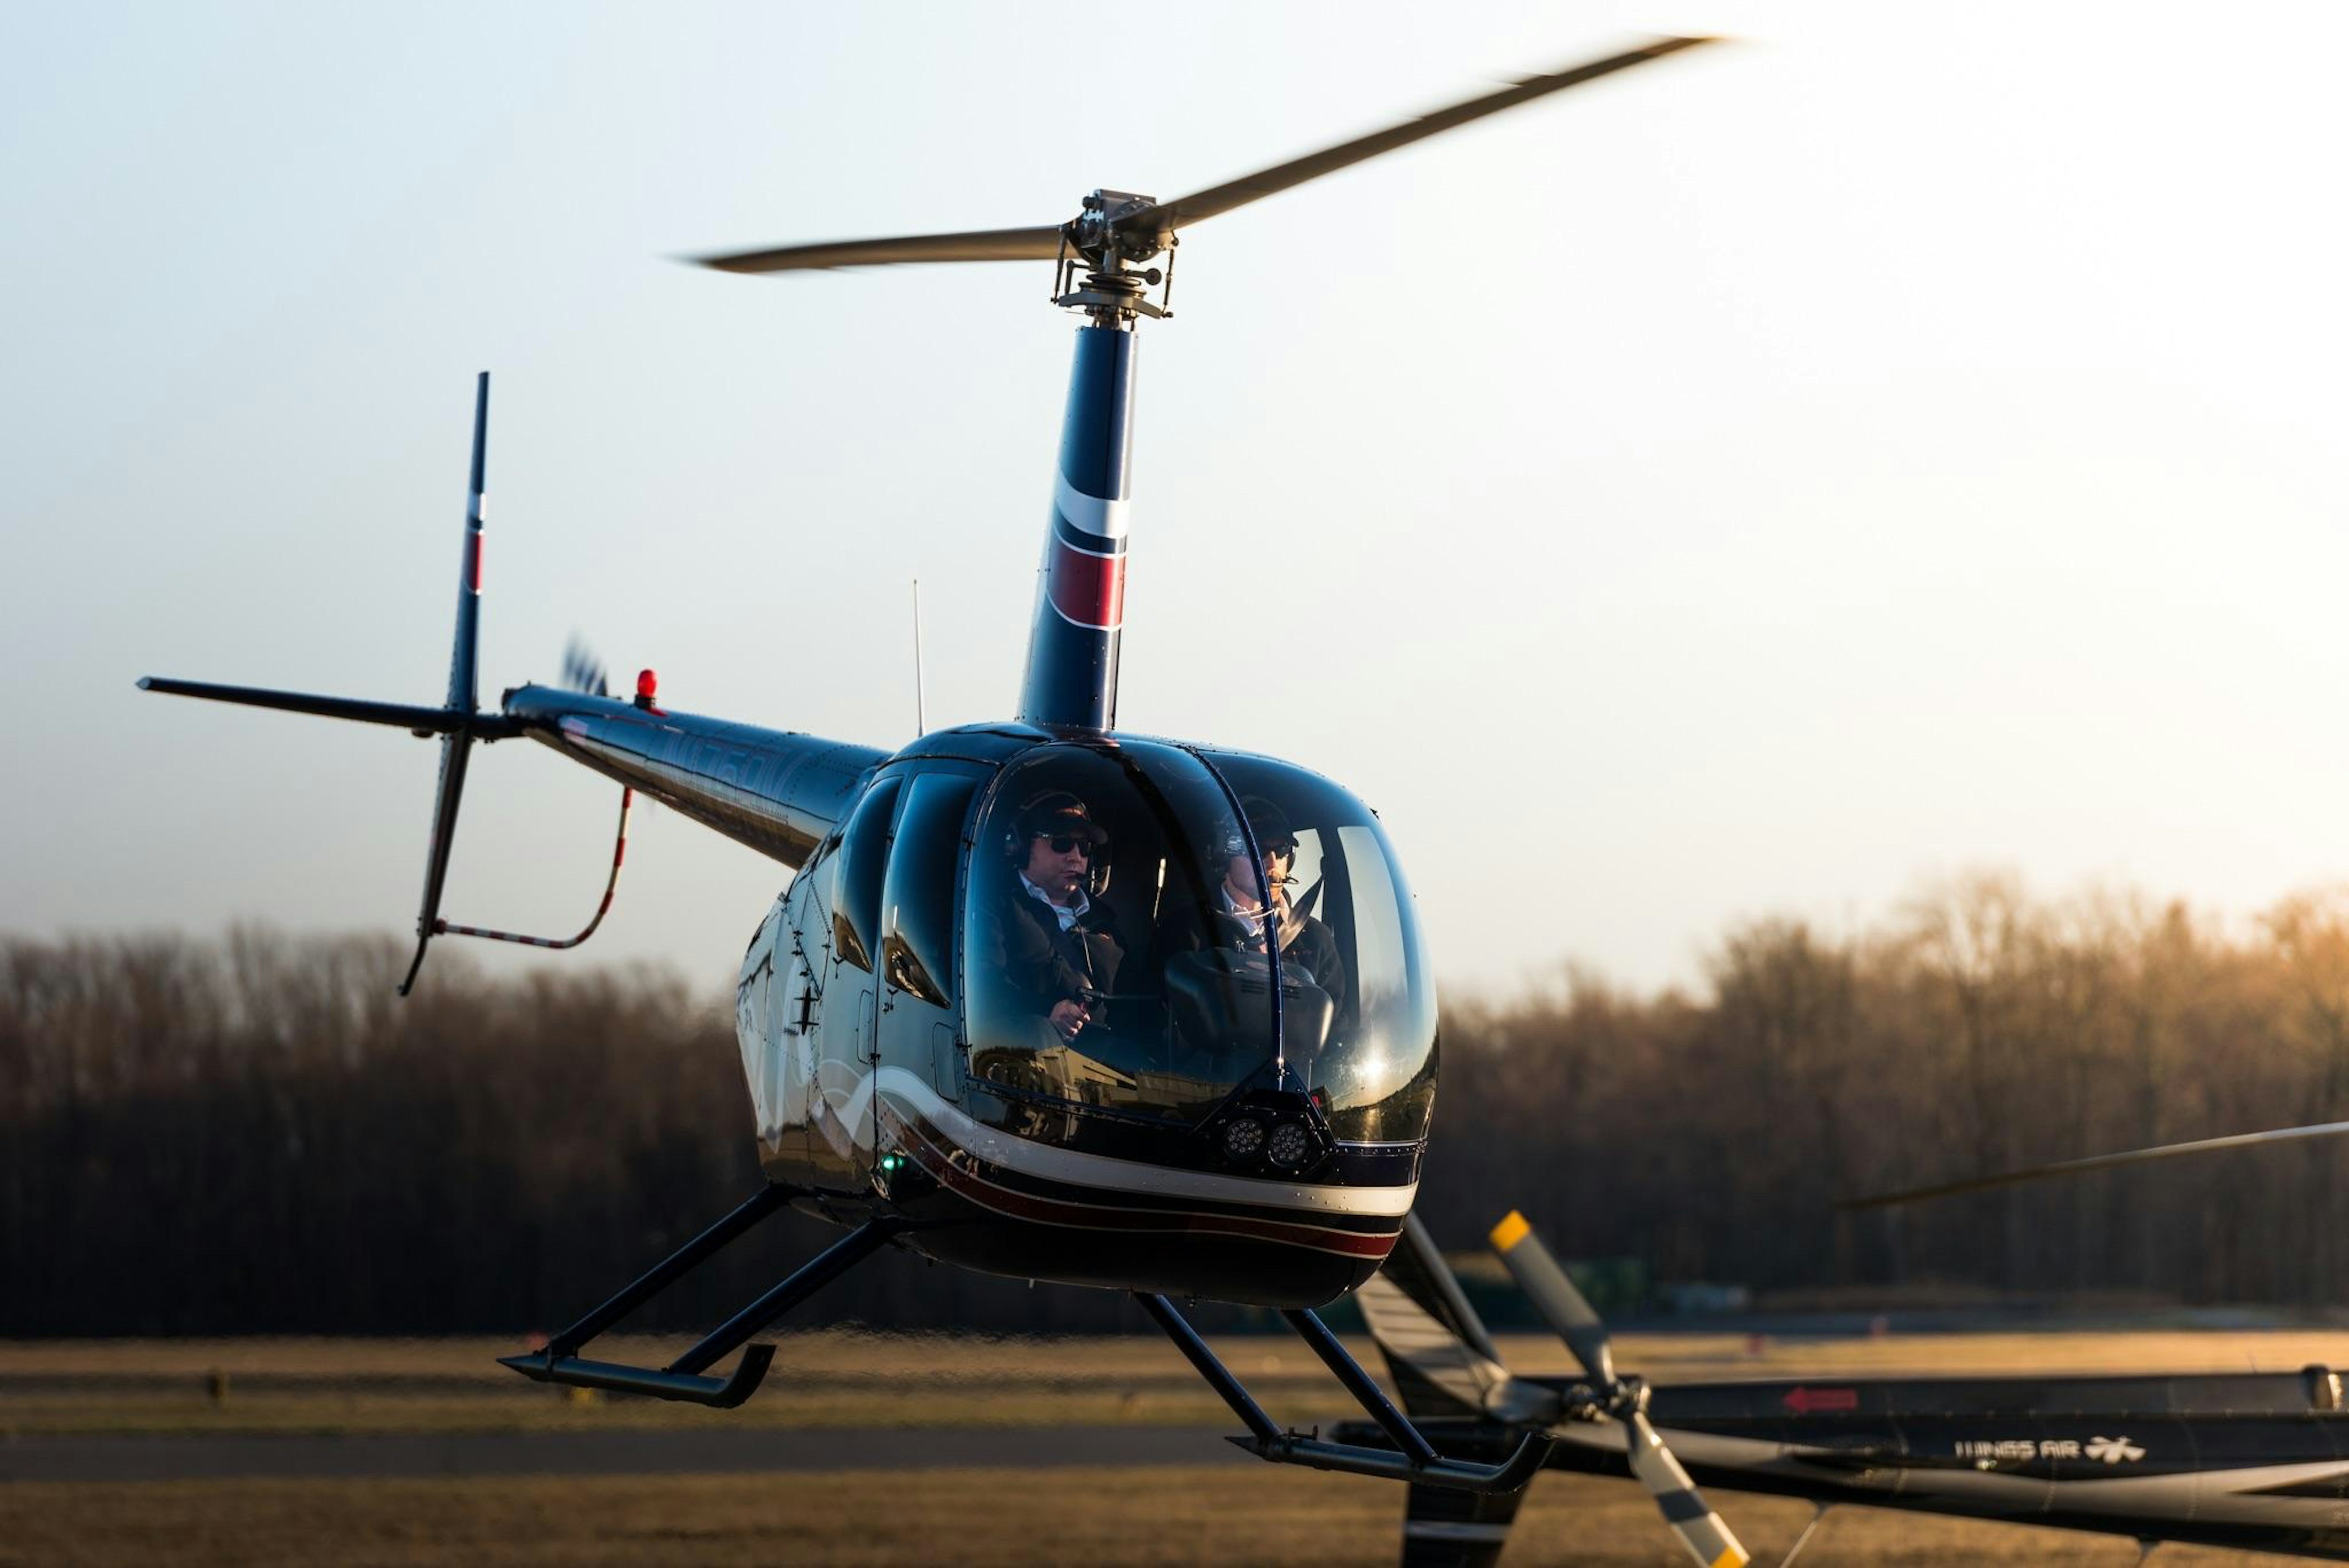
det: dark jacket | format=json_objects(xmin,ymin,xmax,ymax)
[
  {"xmin": 976, "ymin": 877, "xmax": 1124, "ymax": 1019},
  {"xmin": 1279, "ymin": 911, "xmax": 1349, "ymax": 1034},
  {"xmin": 1152, "ymin": 888, "xmax": 1353, "ymax": 1042}
]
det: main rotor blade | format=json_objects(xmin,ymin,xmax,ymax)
[
  {"xmin": 1840, "ymin": 1117, "xmax": 2349, "ymax": 1211},
  {"xmin": 1115, "ymin": 36, "xmax": 1720, "ymax": 241},
  {"xmin": 1625, "ymin": 1408, "xmax": 1750, "ymax": 1568},
  {"xmin": 1489, "ymin": 1210, "xmax": 1613, "ymax": 1386},
  {"xmin": 693, "ymin": 225, "xmax": 1065, "ymax": 274}
]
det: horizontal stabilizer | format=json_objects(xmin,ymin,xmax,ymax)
[{"xmin": 138, "ymin": 676, "xmax": 519, "ymax": 739}]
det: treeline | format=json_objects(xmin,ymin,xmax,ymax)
[
  {"xmin": 1420, "ymin": 874, "xmax": 2349, "ymax": 1310},
  {"xmin": 7, "ymin": 876, "xmax": 2349, "ymax": 1336}
]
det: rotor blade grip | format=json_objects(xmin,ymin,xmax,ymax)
[{"xmin": 1489, "ymin": 1210, "xmax": 1613, "ymax": 1386}]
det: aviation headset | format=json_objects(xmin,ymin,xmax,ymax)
[{"xmin": 1001, "ymin": 787, "xmax": 1113, "ymax": 896}]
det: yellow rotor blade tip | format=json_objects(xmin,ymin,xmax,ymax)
[
  {"xmin": 1710, "ymin": 1548, "xmax": 1748, "ymax": 1568},
  {"xmin": 1490, "ymin": 1211, "xmax": 1531, "ymax": 1252}
]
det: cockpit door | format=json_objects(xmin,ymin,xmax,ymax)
[{"xmin": 815, "ymin": 774, "xmax": 902, "ymax": 1187}]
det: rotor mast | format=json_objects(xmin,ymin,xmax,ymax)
[{"xmin": 1020, "ymin": 223, "xmax": 1146, "ymax": 730}]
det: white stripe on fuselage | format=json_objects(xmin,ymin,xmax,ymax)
[
  {"xmin": 1553, "ymin": 1422, "xmax": 2349, "ymax": 1529},
  {"xmin": 1055, "ymin": 471, "xmax": 1129, "ymax": 540},
  {"xmin": 860, "ymin": 1065, "xmax": 1416, "ymax": 1218}
]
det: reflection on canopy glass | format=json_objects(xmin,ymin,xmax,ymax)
[{"xmin": 962, "ymin": 741, "xmax": 1439, "ymax": 1148}]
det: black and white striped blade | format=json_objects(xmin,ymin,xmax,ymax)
[
  {"xmin": 1490, "ymin": 1212, "xmax": 1748, "ymax": 1568},
  {"xmin": 1625, "ymin": 1408, "xmax": 1750, "ymax": 1568},
  {"xmin": 1357, "ymin": 1214, "xmax": 1519, "ymax": 1421},
  {"xmin": 1487, "ymin": 1210, "xmax": 1614, "ymax": 1387},
  {"xmin": 692, "ymin": 224, "xmax": 1064, "ymax": 274}
]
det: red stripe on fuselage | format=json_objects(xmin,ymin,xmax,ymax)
[{"xmin": 1047, "ymin": 538, "xmax": 1124, "ymax": 629}]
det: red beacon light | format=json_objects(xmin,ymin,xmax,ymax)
[{"xmin": 634, "ymin": 669, "xmax": 659, "ymax": 710}]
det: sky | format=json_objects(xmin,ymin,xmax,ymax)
[{"xmin": 6, "ymin": 2, "xmax": 2347, "ymax": 1000}]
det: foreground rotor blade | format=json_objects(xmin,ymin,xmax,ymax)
[
  {"xmin": 1492, "ymin": 1211, "xmax": 1748, "ymax": 1568},
  {"xmin": 1488, "ymin": 1210, "xmax": 1614, "ymax": 1386},
  {"xmin": 1841, "ymin": 1117, "xmax": 2349, "ymax": 1211},
  {"xmin": 1117, "ymin": 37, "xmax": 1720, "ymax": 240},
  {"xmin": 694, "ymin": 224, "xmax": 1064, "ymax": 274},
  {"xmin": 1625, "ymin": 1408, "xmax": 1750, "ymax": 1568}
]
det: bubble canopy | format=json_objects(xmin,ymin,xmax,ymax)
[{"xmin": 963, "ymin": 738, "xmax": 1438, "ymax": 1147}]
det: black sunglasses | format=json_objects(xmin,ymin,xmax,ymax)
[{"xmin": 1035, "ymin": 833, "xmax": 1093, "ymax": 857}]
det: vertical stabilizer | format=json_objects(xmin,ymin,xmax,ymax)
[{"xmin": 399, "ymin": 371, "xmax": 491, "ymax": 994}]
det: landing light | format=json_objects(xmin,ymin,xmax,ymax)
[
  {"xmin": 1266, "ymin": 1121, "xmax": 1315, "ymax": 1172},
  {"xmin": 1220, "ymin": 1117, "xmax": 1267, "ymax": 1163}
]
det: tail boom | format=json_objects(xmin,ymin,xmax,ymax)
[{"xmin": 503, "ymin": 685, "xmax": 886, "ymax": 870}]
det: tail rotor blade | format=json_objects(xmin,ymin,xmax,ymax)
[
  {"xmin": 1488, "ymin": 1209, "xmax": 1613, "ymax": 1386},
  {"xmin": 1625, "ymin": 1409, "xmax": 1749, "ymax": 1568}
]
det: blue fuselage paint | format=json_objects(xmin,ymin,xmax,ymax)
[{"xmin": 1019, "ymin": 324, "xmax": 1136, "ymax": 730}]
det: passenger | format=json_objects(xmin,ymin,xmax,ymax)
[
  {"xmin": 1215, "ymin": 805, "xmax": 1348, "ymax": 1024},
  {"xmin": 976, "ymin": 790, "xmax": 1124, "ymax": 1044}
]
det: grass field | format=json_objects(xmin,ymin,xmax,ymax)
[
  {"xmin": 2, "ymin": 1331, "xmax": 2343, "ymax": 1565},
  {"xmin": 0, "ymin": 1466, "xmax": 2294, "ymax": 1567}
]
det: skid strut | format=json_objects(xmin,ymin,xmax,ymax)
[
  {"xmin": 500, "ymin": 1187, "xmax": 894, "ymax": 1409},
  {"xmin": 1136, "ymin": 1293, "xmax": 1554, "ymax": 1495}
]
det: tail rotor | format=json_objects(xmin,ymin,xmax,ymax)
[{"xmin": 1490, "ymin": 1211, "xmax": 1750, "ymax": 1568}]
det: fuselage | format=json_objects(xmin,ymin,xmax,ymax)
[{"xmin": 499, "ymin": 688, "xmax": 1441, "ymax": 1309}]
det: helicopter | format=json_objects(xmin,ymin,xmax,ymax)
[
  {"xmin": 139, "ymin": 34, "xmax": 1760, "ymax": 1566},
  {"xmin": 1347, "ymin": 1206, "xmax": 2349, "ymax": 1566}
]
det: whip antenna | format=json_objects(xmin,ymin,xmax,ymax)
[{"xmin": 911, "ymin": 577, "xmax": 927, "ymax": 736}]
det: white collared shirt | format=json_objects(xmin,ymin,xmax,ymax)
[{"xmin": 1019, "ymin": 872, "xmax": 1090, "ymax": 933}]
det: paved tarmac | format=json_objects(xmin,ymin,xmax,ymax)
[{"xmin": 0, "ymin": 1426, "xmax": 1256, "ymax": 1484}]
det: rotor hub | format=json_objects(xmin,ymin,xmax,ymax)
[{"xmin": 1055, "ymin": 191, "xmax": 1174, "ymax": 322}]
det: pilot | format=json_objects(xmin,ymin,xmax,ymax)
[{"xmin": 978, "ymin": 790, "xmax": 1124, "ymax": 1044}]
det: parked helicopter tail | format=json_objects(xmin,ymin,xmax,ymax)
[{"xmin": 1356, "ymin": 1213, "xmax": 1750, "ymax": 1568}]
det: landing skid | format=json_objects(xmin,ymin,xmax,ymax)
[
  {"xmin": 501, "ymin": 1192, "xmax": 1551, "ymax": 1495},
  {"xmin": 498, "ymin": 1184, "xmax": 894, "ymax": 1410}
]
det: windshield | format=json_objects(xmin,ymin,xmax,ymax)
[
  {"xmin": 1203, "ymin": 752, "xmax": 1439, "ymax": 1145},
  {"xmin": 965, "ymin": 740, "xmax": 1290, "ymax": 1130},
  {"xmin": 963, "ymin": 740, "xmax": 1438, "ymax": 1145}
]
